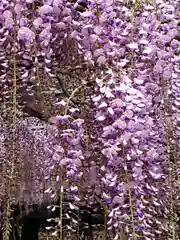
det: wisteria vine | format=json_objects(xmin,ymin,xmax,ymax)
[{"xmin": 0, "ymin": 0, "xmax": 179, "ymax": 239}]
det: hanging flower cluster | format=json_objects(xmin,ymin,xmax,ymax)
[{"xmin": 47, "ymin": 111, "xmax": 85, "ymax": 201}]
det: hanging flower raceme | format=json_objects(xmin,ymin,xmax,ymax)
[
  {"xmin": 44, "ymin": 113, "xmax": 85, "ymax": 236},
  {"xmin": 48, "ymin": 114, "xmax": 85, "ymax": 201},
  {"xmin": 90, "ymin": 20, "xmax": 179, "ymax": 233}
]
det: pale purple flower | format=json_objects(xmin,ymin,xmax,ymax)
[
  {"xmin": 97, "ymin": 55, "xmax": 106, "ymax": 64},
  {"xmin": 3, "ymin": 10, "xmax": 12, "ymax": 18},
  {"xmin": 38, "ymin": 5, "xmax": 53, "ymax": 15},
  {"xmin": 17, "ymin": 27, "xmax": 35, "ymax": 43},
  {"xmin": 134, "ymin": 78, "xmax": 144, "ymax": 85},
  {"xmin": 163, "ymin": 69, "xmax": 172, "ymax": 80},
  {"xmin": 149, "ymin": 167, "xmax": 163, "ymax": 180},
  {"xmin": 102, "ymin": 145, "xmax": 120, "ymax": 159},
  {"xmin": 110, "ymin": 99, "xmax": 125, "ymax": 108},
  {"xmin": 33, "ymin": 17, "xmax": 43, "ymax": 29},
  {"xmin": 96, "ymin": 114, "xmax": 106, "ymax": 121},
  {"xmin": 56, "ymin": 22, "xmax": 66, "ymax": 29},
  {"xmin": 127, "ymin": 42, "xmax": 138, "ymax": 50},
  {"xmin": 143, "ymin": 46, "xmax": 153, "ymax": 54},
  {"xmin": 112, "ymin": 119, "xmax": 127, "ymax": 129}
]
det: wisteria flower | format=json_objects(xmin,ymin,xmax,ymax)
[{"xmin": 17, "ymin": 27, "xmax": 35, "ymax": 43}]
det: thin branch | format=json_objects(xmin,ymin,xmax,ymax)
[{"xmin": 56, "ymin": 74, "xmax": 78, "ymax": 106}]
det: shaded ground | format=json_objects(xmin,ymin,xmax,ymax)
[{"xmin": 39, "ymin": 231, "xmax": 105, "ymax": 240}]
